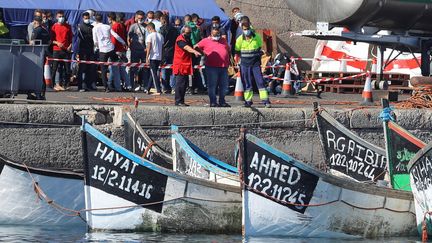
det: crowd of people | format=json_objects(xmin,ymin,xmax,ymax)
[{"xmin": 2, "ymin": 7, "xmax": 273, "ymax": 107}]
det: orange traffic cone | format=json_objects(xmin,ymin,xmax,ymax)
[
  {"xmin": 281, "ymin": 63, "xmax": 293, "ymax": 97},
  {"xmin": 234, "ymin": 72, "xmax": 244, "ymax": 102},
  {"xmin": 44, "ymin": 60, "xmax": 53, "ymax": 90},
  {"xmin": 360, "ymin": 71, "xmax": 374, "ymax": 106}
]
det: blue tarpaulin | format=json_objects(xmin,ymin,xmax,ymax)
[{"xmin": 0, "ymin": 0, "xmax": 228, "ymax": 39}]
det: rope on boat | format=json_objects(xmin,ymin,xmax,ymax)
[
  {"xmin": 240, "ymin": 180, "xmax": 413, "ymax": 213},
  {"xmin": 142, "ymin": 141, "xmax": 156, "ymax": 159},
  {"xmin": 422, "ymin": 211, "xmax": 432, "ymax": 242},
  {"xmin": 22, "ymin": 163, "xmax": 87, "ymax": 223},
  {"xmin": 22, "ymin": 163, "xmax": 240, "ymax": 226},
  {"xmin": 236, "ymin": 130, "xmax": 413, "ymax": 213}
]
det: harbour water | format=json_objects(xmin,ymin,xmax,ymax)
[{"xmin": 0, "ymin": 226, "xmax": 420, "ymax": 242}]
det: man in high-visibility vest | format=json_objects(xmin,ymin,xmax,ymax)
[{"xmin": 235, "ymin": 17, "xmax": 270, "ymax": 108}]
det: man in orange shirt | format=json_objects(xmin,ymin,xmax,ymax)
[{"xmin": 50, "ymin": 10, "xmax": 72, "ymax": 91}]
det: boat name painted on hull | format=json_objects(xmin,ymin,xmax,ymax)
[
  {"xmin": 321, "ymin": 122, "xmax": 387, "ymax": 181},
  {"xmin": 175, "ymin": 141, "xmax": 210, "ymax": 179},
  {"xmin": 245, "ymin": 141, "xmax": 319, "ymax": 214},
  {"xmin": 411, "ymin": 155, "xmax": 432, "ymax": 192},
  {"xmin": 94, "ymin": 142, "xmax": 138, "ymax": 174},
  {"xmin": 85, "ymin": 133, "xmax": 168, "ymax": 213}
]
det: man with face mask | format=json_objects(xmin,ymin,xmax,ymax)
[
  {"xmin": 195, "ymin": 27, "xmax": 230, "ymax": 107},
  {"xmin": 27, "ymin": 9, "xmax": 43, "ymax": 43},
  {"xmin": 235, "ymin": 17, "xmax": 271, "ymax": 108},
  {"xmin": 173, "ymin": 26, "xmax": 202, "ymax": 106},
  {"xmin": 205, "ymin": 16, "xmax": 226, "ymax": 39},
  {"xmin": 50, "ymin": 10, "xmax": 73, "ymax": 91},
  {"xmin": 75, "ymin": 11, "xmax": 95, "ymax": 92},
  {"xmin": 160, "ymin": 14, "xmax": 178, "ymax": 94},
  {"xmin": 128, "ymin": 10, "xmax": 149, "ymax": 92},
  {"xmin": 145, "ymin": 22, "xmax": 164, "ymax": 95},
  {"xmin": 93, "ymin": 13, "xmax": 119, "ymax": 92}
]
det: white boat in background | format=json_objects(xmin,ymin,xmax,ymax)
[
  {"xmin": 123, "ymin": 113, "xmax": 173, "ymax": 169},
  {"xmin": 238, "ymin": 130, "xmax": 417, "ymax": 238},
  {"xmin": 171, "ymin": 125, "xmax": 239, "ymax": 186},
  {"xmin": 82, "ymin": 121, "xmax": 241, "ymax": 233},
  {"xmin": 0, "ymin": 154, "xmax": 85, "ymax": 226},
  {"xmin": 314, "ymin": 103, "xmax": 388, "ymax": 182}
]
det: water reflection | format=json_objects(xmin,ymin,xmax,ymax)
[{"xmin": 0, "ymin": 226, "xmax": 420, "ymax": 243}]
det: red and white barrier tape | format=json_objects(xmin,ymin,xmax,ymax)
[
  {"xmin": 264, "ymin": 72, "xmax": 367, "ymax": 84},
  {"xmin": 46, "ymin": 58, "xmax": 205, "ymax": 70},
  {"xmin": 47, "ymin": 56, "xmax": 372, "ymax": 70}
]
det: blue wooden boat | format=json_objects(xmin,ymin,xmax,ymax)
[
  {"xmin": 238, "ymin": 129, "xmax": 416, "ymax": 238},
  {"xmin": 124, "ymin": 113, "xmax": 172, "ymax": 169},
  {"xmin": 82, "ymin": 120, "xmax": 241, "ymax": 232},
  {"xmin": 171, "ymin": 125, "xmax": 239, "ymax": 186}
]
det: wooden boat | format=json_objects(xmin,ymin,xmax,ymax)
[
  {"xmin": 408, "ymin": 141, "xmax": 432, "ymax": 238},
  {"xmin": 82, "ymin": 121, "xmax": 241, "ymax": 232},
  {"xmin": 381, "ymin": 99, "xmax": 426, "ymax": 191},
  {"xmin": 0, "ymin": 154, "xmax": 85, "ymax": 226},
  {"xmin": 171, "ymin": 125, "xmax": 239, "ymax": 186},
  {"xmin": 238, "ymin": 129, "xmax": 417, "ymax": 238},
  {"xmin": 123, "ymin": 113, "xmax": 172, "ymax": 169},
  {"xmin": 314, "ymin": 103, "xmax": 387, "ymax": 182}
]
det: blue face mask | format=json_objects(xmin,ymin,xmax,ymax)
[{"xmin": 243, "ymin": 29, "xmax": 252, "ymax": 36}]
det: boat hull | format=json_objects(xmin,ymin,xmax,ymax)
[
  {"xmin": 241, "ymin": 133, "xmax": 416, "ymax": 238},
  {"xmin": 408, "ymin": 143, "xmax": 432, "ymax": 236},
  {"xmin": 0, "ymin": 159, "xmax": 84, "ymax": 226},
  {"xmin": 171, "ymin": 125, "xmax": 239, "ymax": 186},
  {"xmin": 83, "ymin": 123, "xmax": 241, "ymax": 233}
]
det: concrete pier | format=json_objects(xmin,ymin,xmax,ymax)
[{"xmin": 0, "ymin": 104, "xmax": 431, "ymax": 170}]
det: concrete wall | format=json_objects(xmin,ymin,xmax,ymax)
[
  {"xmin": 214, "ymin": 0, "xmax": 317, "ymax": 69},
  {"xmin": 1, "ymin": 104, "xmax": 432, "ymax": 171}
]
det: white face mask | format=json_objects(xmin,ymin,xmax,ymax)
[
  {"xmin": 83, "ymin": 19, "xmax": 90, "ymax": 24},
  {"xmin": 58, "ymin": 17, "xmax": 65, "ymax": 23},
  {"xmin": 211, "ymin": 36, "xmax": 221, "ymax": 41}
]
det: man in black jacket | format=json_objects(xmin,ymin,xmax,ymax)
[
  {"xmin": 160, "ymin": 14, "xmax": 178, "ymax": 93},
  {"xmin": 75, "ymin": 12, "xmax": 96, "ymax": 91}
]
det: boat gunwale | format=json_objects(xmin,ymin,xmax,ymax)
[{"xmin": 0, "ymin": 154, "xmax": 83, "ymax": 180}]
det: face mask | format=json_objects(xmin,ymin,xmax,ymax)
[
  {"xmin": 243, "ymin": 29, "xmax": 252, "ymax": 36},
  {"xmin": 83, "ymin": 19, "xmax": 90, "ymax": 24},
  {"xmin": 212, "ymin": 23, "xmax": 220, "ymax": 29},
  {"xmin": 138, "ymin": 19, "xmax": 144, "ymax": 24},
  {"xmin": 211, "ymin": 35, "xmax": 221, "ymax": 41},
  {"xmin": 58, "ymin": 17, "xmax": 65, "ymax": 23},
  {"xmin": 42, "ymin": 19, "xmax": 48, "ymax": 24},
  {"xmin": 184, "ymin": 33, "xmax": 191, "ymax": 39}
]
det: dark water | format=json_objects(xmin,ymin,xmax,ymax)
[{"xmin": 0, "ymin": 226, "xmax": 420, "ymax": 242}]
